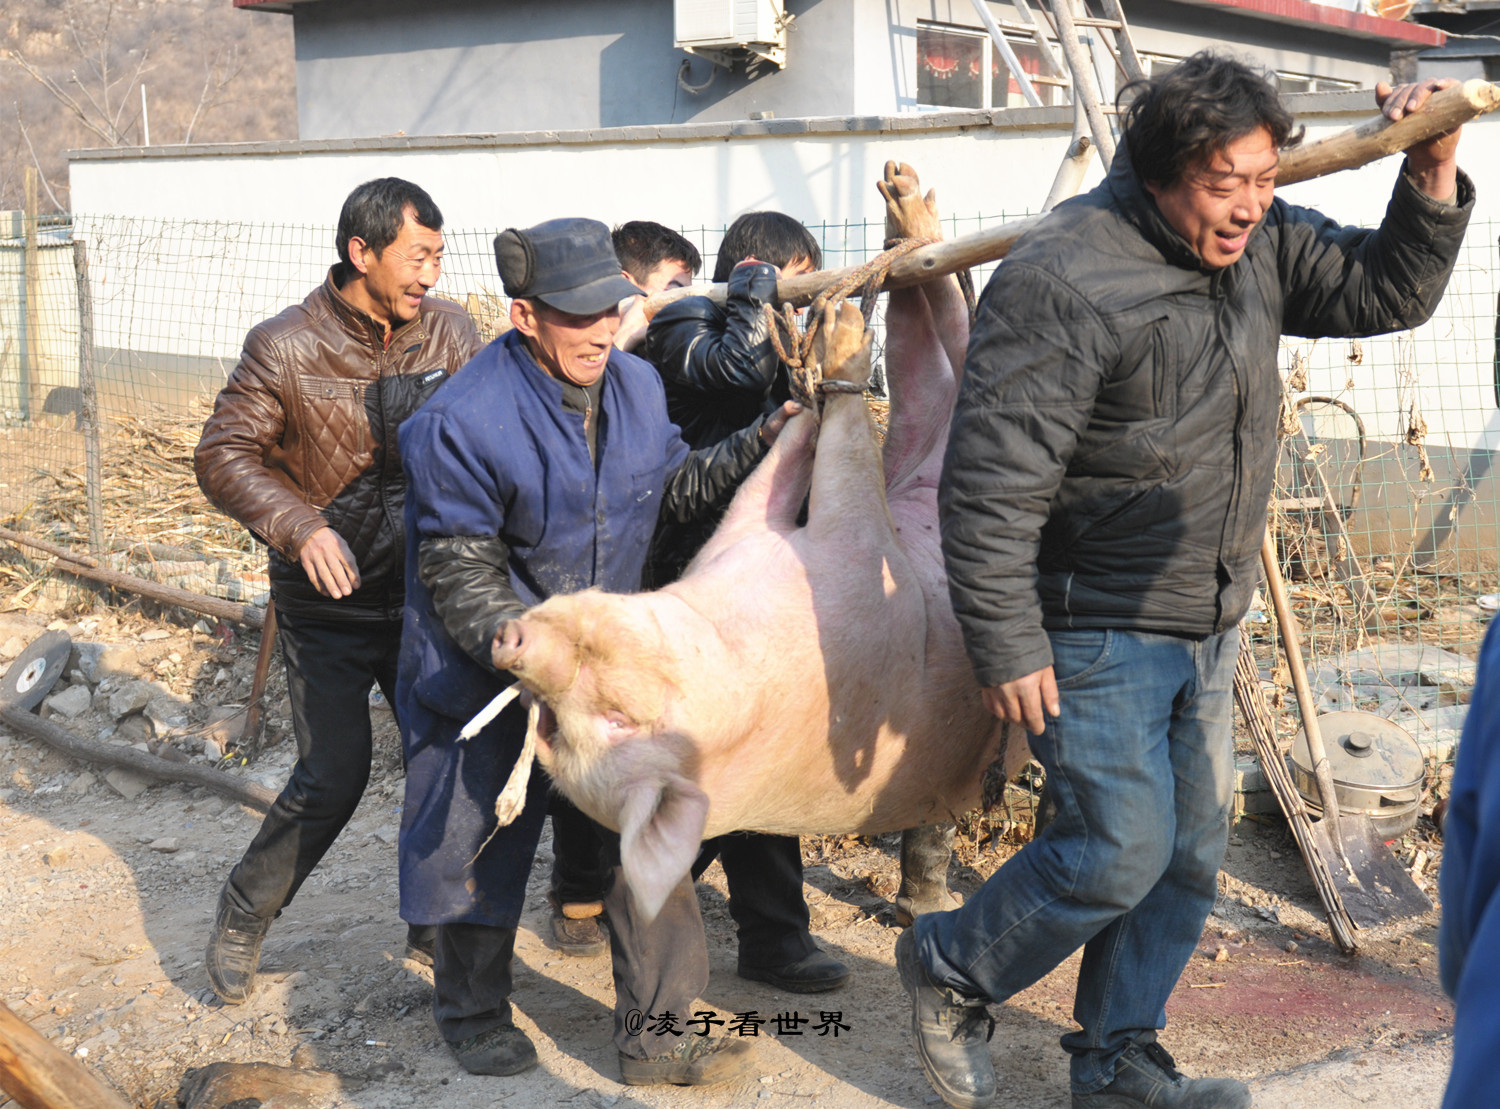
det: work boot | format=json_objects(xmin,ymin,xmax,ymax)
[
  {"xmin": 405, "ymin": 924, "xmax": 437, "ymax": 966},
  {"xmin": 448, "ymin": 1022, "xmax": 538, "ymax": 1076},
  {"xmin": 895, "ymin": 928, "xmax": 996, "ymax": 1109},
  {"xmin": 738, "ymin": 947, "xmax": 849, "ymax": 993},
  {"xmin": 547, "ymin": 893, "xmax": 608, "ymax": 957},
  {"xmin": 1074, "ymin": 1040, "xmax": 1251, "ymax": 1109},
  {"xmin": 895, "ymin": 822, "xmax": 962, "ymax": 927},
  {"xmin": 205, "ymin": 885, "xmax": 272, "ymax": 1005},
  {"xmin": 619, "ymin": 1036, "xmax": 758, "ymax": 1086}
]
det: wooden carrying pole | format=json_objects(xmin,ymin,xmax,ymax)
[
  {"xmin": 0, "ymin": 998, "xmax": 133, "ymax": 1109},
  {"xmin": 649, "ymin": 79, "xmax": 1499, "ymax": 312}
]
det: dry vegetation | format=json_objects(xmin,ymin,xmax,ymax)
[{"xmin": 2, "ymin": 0, "xmax": 297, "ymax": 213}]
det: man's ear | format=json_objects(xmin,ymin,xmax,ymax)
[
  {"xmin": 347, "ymin": 236, "xmax": 374, "ymax": 277},
  {"xmin": 510, "ymin": 297, "xmax": 539, "ymax": 339}
]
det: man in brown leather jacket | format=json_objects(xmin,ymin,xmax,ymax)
[{"xmin": 194, "ymin": 178, "xmax": 482, "ymax": 1004}]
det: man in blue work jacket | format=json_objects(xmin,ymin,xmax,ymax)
[{"xmin": 395, "ymin": 218, "xmax": 799, "ymax": 1084}]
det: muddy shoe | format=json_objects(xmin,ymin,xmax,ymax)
[
  {"xmin": 449, "ymin": 1023, "xmax": 539, "ymax": 1076},
  {"xmin": 548, "ymin": 897, "xmax": 608, "ymax": 957},
  {"xmin": 1074, "ymin": 1040, "xmax": 1250, "ymax": 1109},
  {"xmin": 404, "ymin": 923, "xmax": 436, "ymax": 966},
  {"xmin": 619, "ymin": 1036, "xmax": 758, "ymax": 1086},
  {"xmin": 895, "ymin": 928, "xmax": 996, "ymax": 1109},
  {"xmin": 205, "ymin": 888, "xmax": 272, "ymax": 1005},
  {"xmin": 896, "ymin": 822, "xmax": 962, "ymax": 927},
  {"xmin": 894, "ymin": 888, "xmax": 963, "ymax": 927}
]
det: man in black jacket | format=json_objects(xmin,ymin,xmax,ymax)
[{"xmin": 897, "ymin": 55, "xmax": 1472, "ymax": 1109}]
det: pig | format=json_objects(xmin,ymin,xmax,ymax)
[{"xmin": 492, "ymin": 165, "xmax": 1028, "ymax": 920}]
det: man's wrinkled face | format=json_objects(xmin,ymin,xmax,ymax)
[
  {"xmin": 350, "ymin": 209, "xmax": 444, "ymax": 328},
  {"xmin": 634, "ymin": 258, "xmax": 695, "ymax": 296},
  {"xmin": 512, "ymin": 299, "xmax": 621, "ymax": 386},
  {"xmin": 1145, "ymin": 126, "xmax": 1279, "ymax": 270}
]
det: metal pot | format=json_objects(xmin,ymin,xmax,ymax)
[{"xmin": 1287, "ymin": 710, "xmax": 1425, "ymax": 839}]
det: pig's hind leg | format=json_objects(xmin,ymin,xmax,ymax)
[{"xmin": 691, "ymin": 405, "xmax": 818, "ymax": 569}]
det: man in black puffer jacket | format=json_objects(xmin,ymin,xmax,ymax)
[{"xmin": 896, "ymin": 55, "xmax": 1473, "ymax": 1109}]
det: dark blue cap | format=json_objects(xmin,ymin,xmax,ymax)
[{"xmin": 494, "ymin": 218, "xmax": 642, "ymax": 315}]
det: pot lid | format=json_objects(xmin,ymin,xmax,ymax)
[{"xmin": 1289, "ymin": 710, "xmax": 1425, "ymax": 792}]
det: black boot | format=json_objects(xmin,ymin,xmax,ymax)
[
  {"xmin": 205, "ymin": 885, "xmax": 272, "ymax": 1004},
  {"xmin": 895, "ymin": 823, "xmax": 961, "ymax": 926}
]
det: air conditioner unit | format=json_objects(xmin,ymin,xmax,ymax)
[{"xmin": 675, "ymin": 0, "xmax": 789, "ymax": 69}]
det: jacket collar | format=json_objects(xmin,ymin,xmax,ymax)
[
  {"xmin": 320, "ymin": 265, "xmax": 430, "ymax": 352},
  {"xmin": 1104, "ymin": 141, "xmax": 1262, "ymax": 277}
]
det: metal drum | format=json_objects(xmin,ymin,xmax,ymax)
[{"xmin": 1287, "ymin": 710, "xmax": 1426, "ymax": 840}]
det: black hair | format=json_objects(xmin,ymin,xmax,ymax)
[
  {"xmin": 612, "ymin": 221, "xmax": 703, "ymax": 284},
  {"xmin": 335, "ymin": 178, "xmax": 444, "ymax": 265},
  {"xmin": 711, "ymin": 211, "xmax": 822, "ymax": 283},
  {"xmin": 1119, "ymin": 52, "xmax": 1303, "ymax": 188}
]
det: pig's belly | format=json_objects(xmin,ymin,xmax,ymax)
[{"xmin": 679, "ymin": 528, "xmax": 1010, "ymax": 839}]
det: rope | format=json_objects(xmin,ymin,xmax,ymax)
[{"xmin": 765, "ymin": 235, "xmax": 936, "ymax": 408}]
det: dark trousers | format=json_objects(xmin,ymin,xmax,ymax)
[
  {"xmin": 551, "ymin": 800, "xmax": 813, "ymax": 968},
  {"xmin": 437, "ymin": 849, "xmax": 708, "ymax": 1058},
  {"xmin": 224, "ymin": 605, "xmax": 400, "ymax": 918}
]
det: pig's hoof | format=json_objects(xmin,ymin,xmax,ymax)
[
  {"xmin": 737, "ymin": 947, "xmax": 850, "ymax": 993},
  {"xmin": 880, "ymin": 160, "xmax": 943, "ymax": 244},
  {"xmin": 620, "ymin": 1036, "xmax": 759, "ymax": 1086}
]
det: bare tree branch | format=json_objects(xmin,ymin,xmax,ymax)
[{"xmin": 15, "ymin": 108, "xmax": 66, "ymax": 211}]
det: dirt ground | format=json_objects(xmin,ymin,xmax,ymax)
[{"xmin": 0, "ymin": 598, "xmax": 1458, "ymax": 1109}]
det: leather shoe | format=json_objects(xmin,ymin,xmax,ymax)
[
  {"xmin": 737, "ymin": 947, "xmax": 849, "ymax": 993},
  {"xmin": 448, "ymin": 1022, "xmax": 538, "ymax": 1076},
  {"xmin": 620, "ymin": 1036, "xmax": 758, "ymax": 1086},
  {"xmin": 895, "ymin": 928, "xmax": 996, "ymax": 1109},
  {"xmin": 1073, "ymin": 1040, "xmax": 1250, "ymax": 1108},
  {"xmin": 205, "ymin": 886, "xmax": 272, "ymax": 1005}
]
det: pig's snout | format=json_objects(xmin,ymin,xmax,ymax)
[
  {"xmin": 492, "ymin": 616, "xmax": 582, "ymax": 699},
  {"xmin": 491, "ymin": 619, "xmax": 526, "ymax": 671}
]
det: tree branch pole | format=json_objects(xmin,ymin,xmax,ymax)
[
  {"xmin": 647, "ymin": 79, "xmax": 1499, "ymax": 313},
  {"xmin": 0, "ymin": 704, "xmax": 278, "ymax": 813},
  {"xmin": 0, "ymin": 999, "xmax": 133, "ymax": 1109},
  {"xmin": 0, "ymin": 525, "xmax": 265, "ymax": 630}
]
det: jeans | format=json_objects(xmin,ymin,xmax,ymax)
[
  {"xmin": 225, "ymin": 605, "xmax": 401, "ymax": 918},
  {"xmin": 916, "ymin": 627, "xmax": 1239, "ymax": 1094}
]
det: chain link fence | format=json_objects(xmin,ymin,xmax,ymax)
[{"xmin": 1, "ymin": 210, "xmax": 1496, "ymax": 786}]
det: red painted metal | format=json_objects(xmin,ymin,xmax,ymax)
[{"xmin": 1169, "ymin": 0, "xmax": 1444, "ymax": 47}]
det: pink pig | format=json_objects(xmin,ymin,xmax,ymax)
[{"xmin": 492, "ymin": 167, "xmax": 1028, "ymax": 919}]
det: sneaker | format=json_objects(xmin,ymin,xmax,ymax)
[
  {"xmin": 894, "ymin": 928, "xmax": 996, "ymax": 1109},
  {"xmin": 548, "ymin": 898, "xmax": 608, "ymax": 957},
  {"xmin": 205, "ymin": 886, "xmax": 272, "ymax": 1005},
  {"xmin": 737, "ymin": 947, "xmax": 849, "ymax": 993},
  {"xmin": 448, "ymin": 1022, "xmax": 539, "ymax": 1076},
  {"xmin": 619, "ymin": 1036, "xmax": 758, "ymax": 1086},
  {"xmin": 405, "ymin": 923, "xmax": 436, "ymax": 966},
  {"xmin": 1074, "ymin": 1040, "xmax": 1251, "ymax": 1109}
]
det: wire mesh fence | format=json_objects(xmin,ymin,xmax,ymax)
[{"xmin": 0, "ymin": 209, "xmax": 1494, "ymax": 788}]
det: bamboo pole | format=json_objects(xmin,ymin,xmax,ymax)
[
  {"xmin": 0, "ymin": 998, "xmax": 134, "ymax": 1109},
  {"xmin": 650, "ymin": 79, "xmax": 1499, "ymax": 312}
]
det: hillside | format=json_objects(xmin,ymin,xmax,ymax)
[{"xmin": 2, "ymin": 0, "xmax": 297, "ymax": 213}]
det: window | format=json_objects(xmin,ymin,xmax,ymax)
[
  {"xmin": 916, "ymin": 21, "xmax": 1060, "ymax": 110},
  {"xmin": 1275, "ymin": 71, "xmax": 1361, "ymax": 94}
]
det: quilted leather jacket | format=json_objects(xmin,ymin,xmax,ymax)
[{"xmin": 195, "ymin": 268, "xmax": 483, "ymax": 620}]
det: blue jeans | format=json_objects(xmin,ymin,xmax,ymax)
[{"xmin": 916, "ymin": 627, "xmax": 1239, "ymax": 1094}]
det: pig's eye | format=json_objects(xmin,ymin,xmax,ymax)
[{"xmin": 604, "ymin": 711, "xmax": 636, "ymax": 738}]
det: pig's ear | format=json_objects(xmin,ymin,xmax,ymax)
[{"xmin": 618, "ymin": 774, "xmax": 710, "ymax": 924}]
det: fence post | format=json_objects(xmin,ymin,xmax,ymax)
[
  {"xmin": 73, "ymin": 238, "xmax": 105, "ymax": 557},
  {"xmin": 22, "ymin": 168, "xmax": 44, "ymax": 423}
]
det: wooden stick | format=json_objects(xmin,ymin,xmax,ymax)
[
  {"xmin": 242, "ymin": 596, "xmax": 278, "ymax": 746},
  {"xmin": 0, "ymin": 704, "xmax": 278, "ymax": 812},
  {"xmin": 649, "ymin": 79, "xmax": 1498, "ymax": 311},
  {"xmin": 0, "ymin": 525, "xmax": 265, "ymax": 630},
  {"xmin": 0, "ymin": 998, "xmax": 133, "ymax": 1109}
]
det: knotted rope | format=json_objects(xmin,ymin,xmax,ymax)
[{"xmin": 765, "ymin": 235, "xmax": 936, "ymax": 408}]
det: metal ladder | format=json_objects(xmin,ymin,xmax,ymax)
[{"xmin": 967, "ymin": 0, "xmax": 1148, "ymax": 204}]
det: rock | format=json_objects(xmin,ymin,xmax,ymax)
[
  {"xmin": 69, "ymin": 642, "xmax": 141, "ymax": 685},
  {"xmin": 139, "ymin": 630, "xmax": 171, "ymax": 642},
  {"xmin": 0, "ymin": 636, "xmax": 24, "ymax": 660},
  {"xmin": 145, "ymin": 694, "xmax": 191, "ymax": 735},
  {"xmin": 149, "ymin": 837, "xmax": 180, "ymax": 853},
  {"xmin": 0, "ymin": 788, "xmax": 14, "ymax": 805},
  {"xmin": 43, "ymin": 845, "xmax": 71, "ymax": 867},
  {"xmin": 116, "ymin": 715, "xmax": 155, "ymax": 743},
  {"xmin": 104, "ymin": 767, "xmax": 150, "ymax": 801},
  {"xmin": 42, "ymin": 685, "xmax": 94, "ymax": 720},
  {"xmin": 107, "ymin": 680, "xmax": 154, "ymax": 721},
  {"xmin": 65, "ymin": 772, "xmax": 96, "ymax": 795}
]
